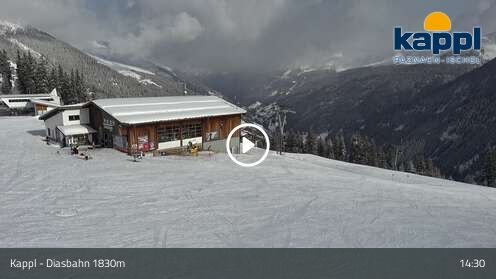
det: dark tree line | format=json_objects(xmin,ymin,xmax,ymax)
[
  {"xmin": 0, "ymin": 49, "xmax": 88, "ymax": 104},
  {"xmin": 0, "ymin": 50, "xmax": 13, "ymax": 94},
  {"xmin": 283, "ymin": 130, "xmax": 443, "ymax": 178},
  {"xmin": 485, "ymin": 146, "xmax": 496, "ymax": 187}
]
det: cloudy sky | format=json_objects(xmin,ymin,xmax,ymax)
[{"xmin": 1, "ymin": 0, "xmax": 495, "ymax": 72}]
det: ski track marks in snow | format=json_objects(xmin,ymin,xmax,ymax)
[{"xmin": 1, "ymin": 117, "xmax": 496, "ymax": 247}]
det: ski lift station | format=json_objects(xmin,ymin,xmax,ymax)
[
  {"xmin": 39, "ymin": 96, "xmax": 245, "ymax": 154},
  {"xmin": 0, "ymin": 88, "xmax": 61, "ymax": 116}
]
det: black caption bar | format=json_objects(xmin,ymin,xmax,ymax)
[{"xmin": 1, "ymin": 249, "xmax": 495, "ymax": 279}]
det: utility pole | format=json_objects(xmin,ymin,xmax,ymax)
[
  {"xmin": 393, "ymin": 138, "xmax": 404, "ymax": 170},
  {"xmin": 275, "ymin": 106, "xmax": 295, "ymax": 155},
  {"xmin": 182, "ymin": 82, "xmax": 188, "ymax": 95}
]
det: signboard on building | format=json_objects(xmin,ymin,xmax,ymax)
[
  {"xmin": 138, "ymin": 135, "xmax": 149, "ymax": 152},
  {"xmin": 103, "ymin": 118, "xmax": 115, "ymax": 130}
]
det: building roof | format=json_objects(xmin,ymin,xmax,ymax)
[
  {"xmin": 91, "ymin": 96, "xmax": 246, "ymax": 125},
  {"xmin": 29, "ymin": 99, "xmax": 60, "ymax": 107},
  {"xmin": 57, "ymin": 124, "xmax": 96, "ymax": 136},
  {"xmin": 0, "ymin": 93, "xmax": 54, "ymax": 99},
  {"xmin": 1, "ymin": 89, "xmax": 60, "ymax": 109},
  {"xmin": 38, "ymin": 103, "xmax": 88, "ymax": 121},
  {"xmin": 0, "ymin": 88, "xmax": 58, "ymax": 100},
  {"xmin": 0, "ymin": 94, "xmax": 54, "ymax": 109}
]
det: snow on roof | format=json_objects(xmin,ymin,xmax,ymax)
[
  {"xmin": 39, "ymin": 103, "xmax": 88, "ymax": 120},
  {"xmin": 57, "ymin": 124, "xmax": 96, "ymax": 136},
  {"xmin": 0, "ymin": 94, "xmax": 58, "ymax": 109},
  {"xmin": 0, "ymin": 89, "xmax": 58, "ymax": 101},
  {"xmin": 92, "ymin": 96, "xmax": 246, "ymax": 124},
  {"xmin": 0, "ymin": 93, "xmax": 54, "ymax": 98},
  {"xmin": 48, "ymin": 88, "xmax": 58, "ymax": 97},
  {"xmin": 29, "ymin": 99, "xmax": 60, "ymax": 107}
]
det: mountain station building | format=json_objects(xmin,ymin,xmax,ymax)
[
  {"xmin": 40, "ymin": 96, "xmax": 245, "ymax": 154},
  {"xmin": 39, "ymin": 103, "xmax": 95, "ymax": 147}
]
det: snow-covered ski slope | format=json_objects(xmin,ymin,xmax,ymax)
[{"xmin": 1, "ymin": 117, "xmax": 495, "ymax": 247}]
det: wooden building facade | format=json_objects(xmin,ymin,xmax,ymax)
[{"xmin": 85, "ymin": 96, "xmax": 245, "ymax": 154}]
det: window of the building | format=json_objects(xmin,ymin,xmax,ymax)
[
  {"xmin": 182, "ymin": 123, "xmax": 202, "ymax": 139},
  {"xmin": 206, "ymin": 131, "xmax": 219, "ymax": 141},
  {"xmin": 157, "ymin": 125, "xmax": 180, "ymax": 142},
  {"xmin": 8, "ymin": 99, "xmax": 29, "ymax": 103},
  {"xmin": 72, "ymin": 134, "xmax": 89, "ymax": 145},
  {"xmin": 68, "ymin": 115, "xmax": 80, "ymax": 121},
  {"xmin": 113, "ymin": 135, "xmax": 128, "ymax": 149}
]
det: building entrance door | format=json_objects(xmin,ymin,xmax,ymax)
[{"xmin": 103, "ymin": 131, "xmax": 113, "ymax": 147}]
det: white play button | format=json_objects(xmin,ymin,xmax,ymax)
[
  {"xmin": 226, "ymin": 123, "xmax": 270, "ymax": 167},
  {"xmin": 242, "ymin": 137, "xmax": 255, "ymax": 153}
]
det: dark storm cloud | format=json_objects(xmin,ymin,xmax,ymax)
[{"xmin": 0, "ymin": 0, "xmax": 494, "ymax": 72}]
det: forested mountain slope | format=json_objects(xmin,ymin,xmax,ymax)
[{"xmin": 0, "ymin": 21, "xmax": 184, "ymax": 98}]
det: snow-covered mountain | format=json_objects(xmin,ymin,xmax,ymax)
[
  {"xmin": 86, "ymin": 54, "xmax": 164, "ymax": 88},
  {"xmin": 199, "ymin": 56, "xmax": 496, "ymax": 184},
  {"xmin": 84, "ymin": 50, "xmax": 219, "ymax": 97},
  {"xmin": 482, "ymin": 32, "xmax": 496, "ymax": 62},
  {"xmin": 278, "ymin": 31, "xmax": 496, "ymax": 78},
  {"xmin": 390, "ymin": 57, "xmax": 496, "ymax": 182},
  {"xmin": 0, "ymin": 20, "xmax": 185, "ymax": 98},
  {"xmin": 1, "ymin": 116, "xmax": 495, "ymax": 247}
]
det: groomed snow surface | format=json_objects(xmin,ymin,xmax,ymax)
[{"xmin": 1, "ymin": 117, "xmax": 496, "ymax": 248}]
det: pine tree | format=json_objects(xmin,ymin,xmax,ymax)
[
  {"xmin": 333, "ymin": 132, "xmax": 347, "ymax": 161},
  {"xmin": 48, "ymin": 67, "xmax": 58, "ymax": 92},
  {"xmin": 16, "ymin": 50, "xmax": 25, "ymax": 94},
  {"xmin": 297, "ymin": 132, "xmax": 305, "ymax": 153},
  {"xmin": 0, "ymin": 50, "xmax": 6, "ymax": 71},
  {"xmin": 75, "ymin": 70, "xmax": 87, "ymax": 102},
  {"xmin": 325, "ymin": 134, "xmax": 335, "ymax": 159},
  {"xmin": 317, "ymin": 137, "xmax": 327, "ymax": 157},
  {"xmin": 349, "ymin": 134, "xmax": 359, "ymax": 163},
  {"xmin": 350, "ymin": 133, "xmax": 367, "ymax": 165},
  {"xmin": 305, "ymin": 130, "xmax": 317, "ymax": 154},
  {"xmin": 55, "ymin": 65, "xmax": 75, "ymax": 104},
  {"xmin": 381, "ymin": 144, "xmax": 396, "ymax": 170},
  {"xmin": 365, "ymin": 137, "xmax": 378, "ymax": 167},
  {"xmin": 22, "ymin": 52, "xmax": 36, "ymax": 94},
  {"xmin": 485, "ymin": 147, "xmax": 496, "ymax": 187},
  {"xmin": 57, "ymin": 64, "xmax": 64, "ymax": 91},
  {"xmin": 426, "ymin": 159, "xmax": 442, "ymax": 178},
  {"xmin": 286, "ymin": 130, "xmax": 296, "ymax": 153},
  {"xmin": 60, "ymin": 70, "xmax": 72, "ymax": 104},
  {"xmin": 414, "ymin": 155, "xmax": 427, "ymax": 175},
  {"xmin": 16, "ymin": 51, "xmax": 36, "ymax": 94},
  {"xmin": 34, "ymin": 58, "xmax": 49, "ymax": 94},
  {"xmin": 376, "ymin": 146, "xmax": 386, "ymax": 168},
  {"xmin": 0, "ymin": 50, "xmax": 12, "ymax": 94},
  {"xmin": 69, "ymin": 69, "xmax": 76, "ymax": 102}
]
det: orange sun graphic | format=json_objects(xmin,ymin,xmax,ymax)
[{"xmin": 423, "ymin": 11, "xmax": 452, "ymax": 32}]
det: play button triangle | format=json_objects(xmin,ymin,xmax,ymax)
[{"xmin": 242, "ymin": 137, "xmax": 255, "ymax": 153}]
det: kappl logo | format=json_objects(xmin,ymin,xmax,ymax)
[{"xmin": 393, "ymin": 12, "xmax": 481, "ymax": 64}]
